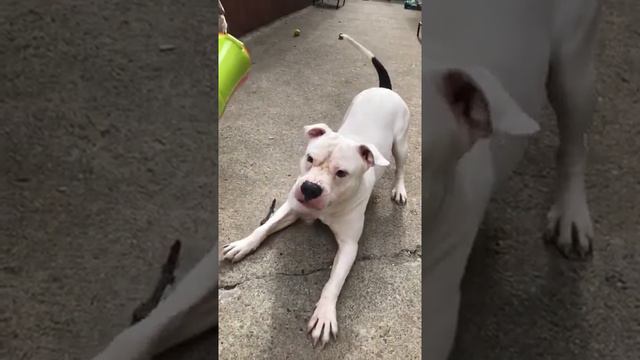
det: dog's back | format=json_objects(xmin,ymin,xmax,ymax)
[{"xmin": 338, "ymin": 88, "xmax": 408, "ymax": 165}]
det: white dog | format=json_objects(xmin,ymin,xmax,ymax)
[
  {"xmin": 221, "ymin": 32, "xmax": 410, "ymax": 347},
  {"xmin": 91, "ymin": 33, "xmax": 409, "ymax": 358},
  {"xmin": 422, "ymin": 0, "xmax": 600, "ymax": 359}
]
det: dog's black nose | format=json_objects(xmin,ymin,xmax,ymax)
[{"xmin": 300, "ymin": 181, "xmax": 323, "ymax": 201}]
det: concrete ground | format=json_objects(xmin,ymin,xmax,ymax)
[
  {"xmin": 218, "ymin": 2, "xmax": 422, "ymax": 360},
  {"xmin": 1, "ymin": 0, "xmax": 217, "ymax": 359}
]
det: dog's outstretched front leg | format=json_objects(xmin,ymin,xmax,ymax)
[
  {"xmin": 222, "ymin": 200, "xmax": 298, "ymax": 262},
  {"xmin": 307, "ymin": 213, "xmax": 363, "ymax": 348},
  {"xmin": 92, "ymin": 248, "xmax": 218, "ymax": 360}
]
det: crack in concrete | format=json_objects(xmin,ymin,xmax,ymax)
[
  {"xmin": 219, "ymin": 266, "xmax": 331, "ymax": 291},
  {"xmin": 357, "ymin": 246, "xmax": 422, "ymax": 261},
  {"xmin": 274, "ymin": 267, "xmax": 331, "ymax": 277},
  {"xmin": 219, "ymin": 246, "xmax": 421, "ymax": 292}
]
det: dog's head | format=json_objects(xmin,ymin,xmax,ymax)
[{"xmin": 290, "ymin": 124, "xmax": 389, "ymax": 212}]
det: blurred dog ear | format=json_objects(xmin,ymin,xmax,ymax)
[{"xmin": 438, "ymin": 67, "xmax": 539, "ymax": 149}]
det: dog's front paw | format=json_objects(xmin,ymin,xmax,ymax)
[
  {"xmin": 391, "ymin": 183, "xmax": 407, "ymax": 205},
  {"xmin": 543, "ymin": 191, "xmax": 594, "ymax": 259},
  {"xmin": 222, "ymin": 238, "xmax": 256, "ymax": 263},
  {"xmin": 307, "ymin": 299, "xmax": 338, "ymax": 348}
]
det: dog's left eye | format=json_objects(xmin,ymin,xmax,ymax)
[
  {"xmin": 307, "ymin": 155, "xmax": 313, "ymax": 163},
  {"xmin": 336, "ymin": 170, "xmax": 348, "ymax": 178}
]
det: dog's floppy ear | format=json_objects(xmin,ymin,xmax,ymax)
[
  {"xmin": 303, "ymin": 123, "xmax": 333, "ymax": 139},
  {"xmin": 359, "ymin": 143, "xmax": 390, "ymax": 168},
  {"xmin": 439, "ymin": 67, "xmax": 539, "ymax": 146}
]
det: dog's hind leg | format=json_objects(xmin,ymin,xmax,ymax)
[
  {"xmin": 391, "ymin": 115, "xmax": 410, "ymax": 205},
  {"xmin": 544, "ymin": 0, "xmax": 600, "ymax": 259}
]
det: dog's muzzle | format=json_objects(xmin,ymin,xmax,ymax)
[{"xmin": 300, "ymin": 181, "xmax": 323, "ymax": 201}]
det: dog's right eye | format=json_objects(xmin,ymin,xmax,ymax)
[
  {"xmin": 306, "ymin": 155, "xmax": 313, "ymax": 163},
  {"xmin": 336, "ymin": 170, "xmax": 348, "ymax": 178}
]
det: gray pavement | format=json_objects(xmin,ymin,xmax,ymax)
[
  {"xmin": 1, "ymin": 0, "xmax": 217, "ymax": 359},
  {"xmin": 218, "ymin": 2, "xmax": 422, "ymax": 359}
]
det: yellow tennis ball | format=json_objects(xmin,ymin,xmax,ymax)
[{"xmin": 293, "ymin": 29, "xmax": 301, "ymax": 37}]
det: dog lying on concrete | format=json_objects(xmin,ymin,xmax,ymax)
[
  {"xmin": 221, "ymin": 32, "xmax": 410, "ymax": 347},
  {"xmin": 422, "ymin": 0, "xmax": 600, "ymax": 358},
  {"xmin": 91, "ymin": 33, "xmax": 409, "ymax": 358}
]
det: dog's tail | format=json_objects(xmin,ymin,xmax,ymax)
[{"xmin": 338, "ymin": 33, "xmax": 392, "ymax": 90}]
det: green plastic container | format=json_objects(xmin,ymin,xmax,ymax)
[{"xmin": 218, "ymin": 33, "xmax": 252, "ymax": 118}]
